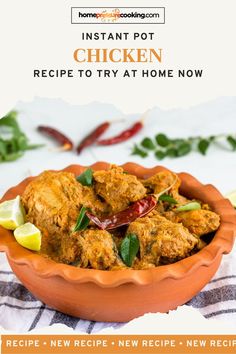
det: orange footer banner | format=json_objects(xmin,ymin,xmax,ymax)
[{"xmin": 1, "ymin": 335, "xmax": 236, "ymax": 354}]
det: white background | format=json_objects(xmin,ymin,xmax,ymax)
[{"xmin": 0, "ymin": 0, "xmax": 236, "ymax": 115}]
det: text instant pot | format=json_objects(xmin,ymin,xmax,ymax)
[{"xmin": 33, "ymin": 32, "xmax": 203, "ymax": 79}]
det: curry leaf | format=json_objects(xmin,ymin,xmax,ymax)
[
  {"xmin": 155, "ymin": 150, "xmax": 166, "ymax": 160},
  {"xmin": 198, "ymin": 139, "xmax": 210, "ymax": 155},
  {"xmin": 131, "ymin": 144, "xmax": 148, "ymax": 158},
  {"xmin": 227, "ymin": 136, "xmax": 236, "ymax": 150},
  {"xmin": 76, "ymin": 168, "xmax": 93, "ymax": 186},
  {"xmin": 141, "ymin": 137, "xmax": 156, "ymax": 150},
  {"xmin": 131, "ymin": 132, "xmax": 236, "ymax": 160},
  {"xmin": 159, "ymin": 194, "xmax": 177, "ymax": 204},
  {"xmin": 176, "ymin": 202, "xmax": 201, "ymax": 212},
  {"xmin": 74, "ymin": 206, "xmax": 90, "ymax": 232},
  {"xmin": 166, "ymin": 148, "xmax": 177, "ymax": 157},
  {"xmin": 155, "ymin": 133, "xmax": 170, "ymax": 147},
  {"xmin": 177, "ymin": 143, "xmax": 191, "ymax": 157},
  {"xmin": 120, "ymin": 233, "xmax": 139, "ymax": 267}
]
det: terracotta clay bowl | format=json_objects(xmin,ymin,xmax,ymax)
[{"xmin": 0, "ymin": 163, "xmax": 236, "ymax": 322}]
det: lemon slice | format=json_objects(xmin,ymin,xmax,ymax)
[
  {"xmin": 14, "ymin": 222, "xmax": 41, "ymax": 251},
  {"xmin": 225, "ymin": 190, "xmax": 236, "ymax": 208},
  {"xmin": 0, "ymin": 196, "xmax": 25, "ymax": 230}
]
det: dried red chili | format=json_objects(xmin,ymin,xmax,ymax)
[
  {"xmin": 86, "ymin": 195, "xmax": 157, "ymax": 230},
  {"xmin": 77, "ymin": 122, "xmax": 110, "ymax": 154},
  {"xmin": 38, "ymin": 126, "xmax": 73, "ymax": 151},
  {"xmin": 97, "ymin": 121, "xmax": 143, "ymax": 146}
]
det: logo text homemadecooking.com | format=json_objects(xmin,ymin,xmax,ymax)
[{"xmin": 71, "ymin": 7, "xmax": 165, "ymax": 24}]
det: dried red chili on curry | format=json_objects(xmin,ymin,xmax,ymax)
[{"xmin": 86, "ymin": 195, "xmax": 157, "ymax": 230}]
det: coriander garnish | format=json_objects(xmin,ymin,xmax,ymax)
[{"xmin": 0, "ymin": 111, "xmax": 43, "ymax": 163}]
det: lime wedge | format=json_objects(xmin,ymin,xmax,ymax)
[
  {"xmin": 225, "ymin": 190, "xmax": 236, "ymax": 208},
  {"xmin": 14, "ymin": 222, "xmax": 41, "ymax": 251},
  {"xmin": 0, "ymin": 196, "xmax": 25, "ymax": 230}
]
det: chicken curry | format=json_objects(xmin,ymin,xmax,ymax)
[{"xmin": 21, "ymin": 165, "xmax": 220, "ymax": 270}]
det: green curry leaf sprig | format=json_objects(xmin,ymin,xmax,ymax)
[
  {"xmin": 0, "ymin": 111, "xmax": 43, "ymax": 162},
  {"xmin": 131, "ymin": 133, "xmax": 236, "ymax": 160}
]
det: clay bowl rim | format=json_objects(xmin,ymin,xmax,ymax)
[{"xmin": 0, "ymin": 162, "xmax": 236, "ymax": 288}]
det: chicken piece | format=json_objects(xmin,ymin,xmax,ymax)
[
  {"xmin": 22, "ymin": 171, "xmax": 82, "ymax": 260},
  {"xmin": 146, "ymin": 205, "xmax": 165, "ymax": 218},
  {"xmin": 142, "ymin": 171, "xmax": 188, "ymax": 204},
  {"xmin": 22, "ymin": 171, "xmax": 106, "ymax": 230},
  {"xmin": 176, "ymin": 209, "xmax": 220, "ymax": 236},
  {"xmin": 161, "ymin": 210, "xmax": 178, "ymax": 222},
  {"xmin": 81, "ymin": 185, "xmax": 110, "ymax": 216},
  {"xmin": 21, "ymin": 171, "xmax": 107, "ymax": 262},
  {"xmin": 163, "ymin": 208, "xmax": 220, "ymax": 237},
  {"xmin": 79, "ymin": 229, "xmax": 125, "ymax": 270},
  {"xmin": 133, "ymin": 259, "xmax": 156, "ymax": 270},
  {"xmin": 93, "ymin": 165, "xmax": 147, "ymax": 212},
  {"xmin": 127, "ymin": 214, "xmax": 198, "ymax": 266},
  {"xmin": 58, "ymin": 232, "xmax": 84, "ymax": 264},
  {"xmin": 46, "ymin": 228, "xmax": 126, "ymax": 269}
]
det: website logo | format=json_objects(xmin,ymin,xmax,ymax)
[{"xmin": 71, "ymin": 7, "xmax": 165, "ymax": 25}]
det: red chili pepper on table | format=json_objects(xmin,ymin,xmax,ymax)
[
  {"xmin": 86, "ymin": 195, "xmax": 157, "ymax": 230},
  {"xmin": 97, "ymin": 121, "xmax": 143, "ymax": 146},
  {"xmin": 38, "ymin": 126, "xmax": 73, "ymax": 151},
  {"xmin": 77, "ymin": 122, "xmax": 110, "ymax": 154}
]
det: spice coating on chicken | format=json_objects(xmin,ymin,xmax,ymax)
[
  {"xmin": 21, "ymin": 171, "xmax": 106, "ymax": 261},
  {"xmin": 142, "ymin": 171, "xmax": 188, "ymax": 204},
  {"xmin": 162, "ymin": 209, "xmax": 220, "ymax": 237},
  {"xmin": 22, "ymin": 171, "xmax": 106, "ymax": 228},
  {"xmin": 93, "ymin": 165, "xmax": 147, "ymax": 212},
  {"xmin": 79, "ymin": 229, "xmax": 125, "ymax": 270},
  {"xmin": 176, "ymin": 209, "xmax": 220, "ymax": 236},
  {"xmin": 127, "ymin": 214, "xmax": 198, "ymax": 268}
]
